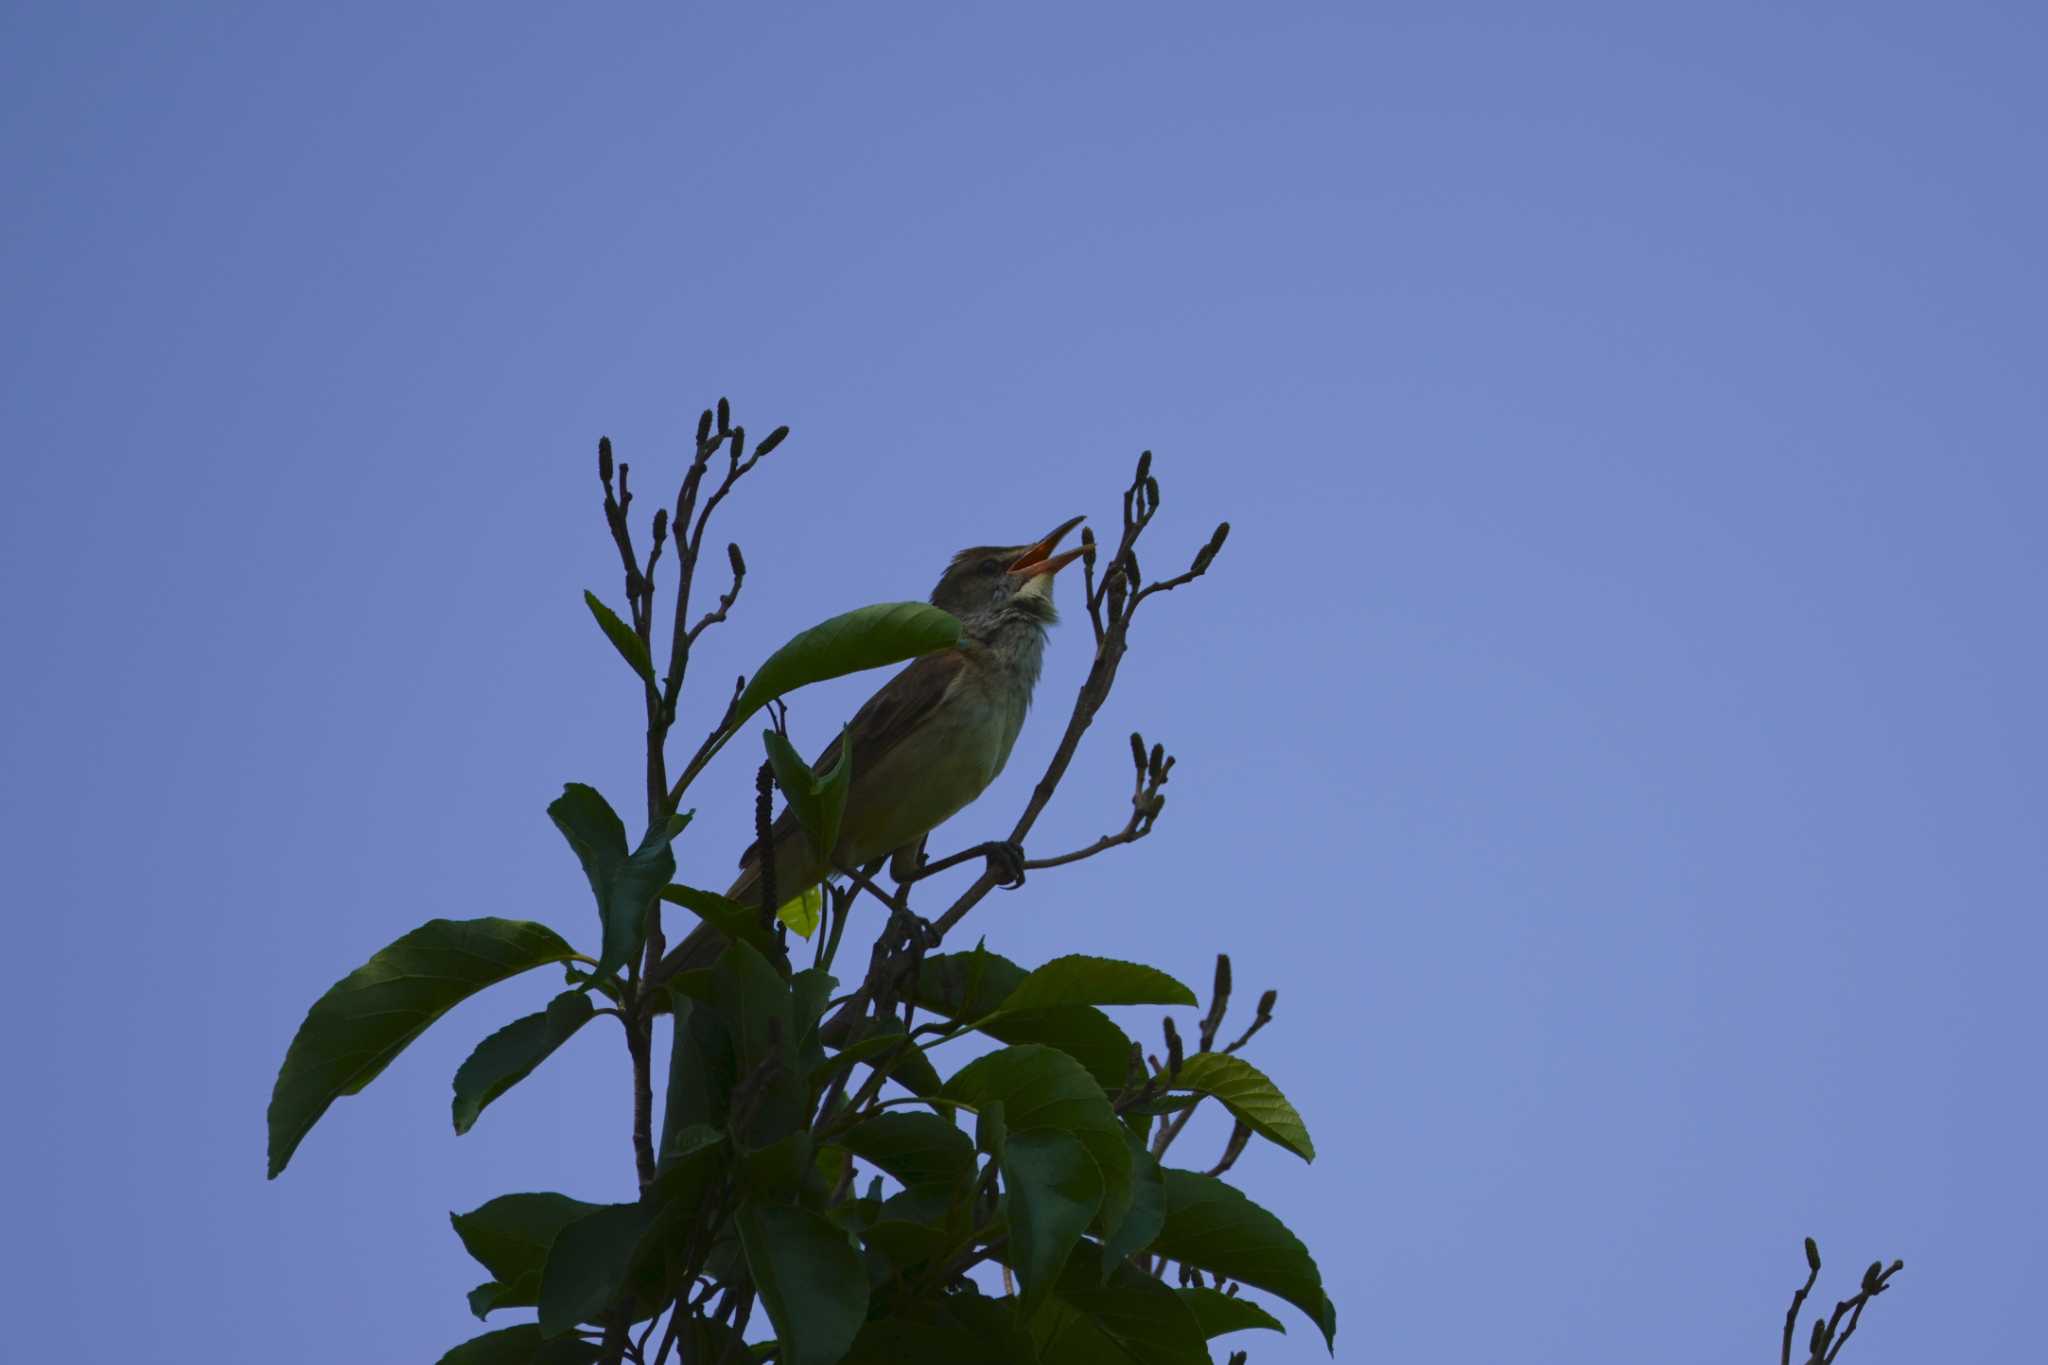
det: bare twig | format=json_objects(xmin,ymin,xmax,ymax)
[{"xmin": 1783, "ymin": 1239, "xmax": 1903, "ymax": 1365}]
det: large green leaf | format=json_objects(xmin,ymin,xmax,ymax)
[
  {"xmin": 734, "ymin": 602, "xmax": 960, "ymax": 732},
  {"xmin": 452, "ymin": 991, "xmax": 596, "ymax": 1134},
  {"xmin": 548, "ymin": 785, "xmax": 689, "ymax": 987},
  {"xmin": 995, "ymin": 955, "xmax": 1197, "ymax": 1012},
  {"xmin": 842, "ymin": 1293, "xmax": 1036, "ymax": 1364},
  {"xmin": 1152, "ymin": 1168, "xmax": 1336, "ymax": 1351},
  {"xmin": 709, "ymin": 939, "xmax": 808, "ymax": 1145},
  {"xmin": 583, "ymin": 590, "xmax": 655, "ymax": 686},
  {"xmin": 1030, "ymin": 1242, "xmax": 1211, "ymax": 1365},
  {"xmin": 674, "ymin": 602, "xmax": 962, "ymax": 798},
  {"xmin": 939, "ymin": 1044, "xmax": 1133, "ymax": 1240},
  {"xmin": 1163, "ymin": 1052, "xmax": 1316, "ymax": 1162},
  {"xmin": 835, "ymin": 1111, "xmax": 976, "ymax": 1190},
  {"xmin": 435, "ymin": 1323, "xmax": 603, "ymax": 1365},
  {"xmin": 736, "ymin": 1203, "xmax": 870, "ymax": 1365},
  {"xmin": 1002, "ymin": 1128, "xmax": 1103, "ymax": 1311},
  {"xmin": 1100, "ymin": 1128, "xmax": 1165, "ymax": 1273},
  {"xmin": 451, "ymin": 1191, "xmax": 603, "ymax": 1317},
  {"xmin": 914, "ymin": 950, "xmax": 1134, "ymax": 1089},
  {"xmin": 267, "ymin": 917, "xmax": 579, "ymax": 1177},
  {"xmin": 659, "ymin": 883, "xmax": 781, "ymax": 961},
  {"xmin": 659, "ymin": 992, "xmax": 736, "ymax": 1155},
  {"xmin": 537, "ymin": 1201, "xmax": 654, "ymax": 1337},
  {"xmin": 1177, "ymin": 1286, "xmax": 1286, "ymax": 1338}
]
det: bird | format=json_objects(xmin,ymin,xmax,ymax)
[{"xmin": 655, "ymin": 515, "xmax": 1086, "ymax": 979}]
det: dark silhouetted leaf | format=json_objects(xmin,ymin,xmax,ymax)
[
  {"xmin": 995, "ymin": 955, "xmax": 1197, "ymax": 1012},
  {"xmin": 1030, "ymin": 1241, "xmax": 1210, "ymax": 1364},
  {"xmin": 548, "ymin": 784, "xmax": 689, "ymax": 986},
  {"xmin": 913, "ymin": 949, "xmax": 1133, "ymax": 1089},
  {"xmin": 660, "ymin": 883, "xmax": 780, "ymax": 960},
  {"xmin": 940, "ymin": 1044, "xmax": 1132, "ymax": 1239},
  {"xmin": 1003, "ymin": 1128, "xmax": 1103, "ymax": 1311},
  {"xmin": 736, "ymin": 1203, "xmax": 870, "ymax": 1365},
  {"xmin": 835, "ymin": 1111, "xmax": 975, "ymax": 1190},
  {"xmin": 1178, "ymin": 1286, "xmax": 1286, "ymax": 1338},
  {"xmin": 268, "ymin": 917, "xmax": 579, "ymax": 1177},
  {"xmin": 452, "ymin": 1191, "xmax": 603, "ymax": 1316},
  {"xmin": 538, "ymin": 1202, "xmax": 654, "ymax": 1337},
  {"xmin": 1100, "ymin": 1128, "xmax": 1165, "ymax": 1273},
  {"xmin": 452, "ymin": 991, "xmax": 596, "ymax": 1134},
  {"xmin": 435, "ymin": 1323, "xmax": 603, "ymax": 1364},
  {"xmin": 1153, "ymin": 1169, "xmax": 1335, "ymax": 1351}
]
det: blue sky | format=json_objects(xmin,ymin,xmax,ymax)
[{"xmin": 4, "ymin": 4, "xmax": 2044, "ymax": 1361}]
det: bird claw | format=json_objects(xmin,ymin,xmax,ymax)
[{"xmin": 986, "ymin": 840, "xmax": 1027, "ymax": 889}]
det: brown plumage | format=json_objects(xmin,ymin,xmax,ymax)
[{"xmin": 655, "ymin": 517, "xmax": 1085, "ymax": 979}]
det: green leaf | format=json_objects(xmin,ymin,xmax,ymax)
[
  {"xmin": 538, "ymin": 1201, "xmax": 654, "ymax": 1337},
  {"xmin": 825, "ymin": 1014, "xmax": 943, "ymax": 1098},
  {"xmin": 1100, "ymin": 1128, "xmax": 1165, "ymax": 1273},
  {"xmin": 660, "ymin": 883, "xmax": 781, "ymax": 961},
  {"xmin": 659, "ymin": 992, "xmax": 735, "ymax": 1153},
  {"xmin": 452, "ymin": 991, "xmax": 596, "ymax": 1134},
  {"xmin": 939, "ymin": 1044, "xmax": 1133, "ymax": 1242},
  {"xmin": 583, "ymin": 590, "xmax": 655, "ymax": 686},
  {"xmin": 736, "ymin": 1203, "xmax": 870, "ymax": 1365},
  {"xmin": 1152, "ymin": 1169, "xmax": 1336, "ymax": 1350},
  {"xmin": 740, "ymin": 1129, "xmax": 815, "ymax": 1205},
  {"xmin": 763, "ymin": 725, "xmax": 853, "ymax": 864},
  {"xmin": 863, "ymin": 1181, "xmax": 961, "ymax": 1269},
  {"xmin": 995, "ymin": 955, "xmax": 1197, "ymax": 1012},
  {"xmin": 775, "ymin": 885, "xmax": 824, "ymax": 939},
  {"xmin": 1031, "ymin": 1242, "xmax": 1211, "ymax": 1364},
  {"xmin": 1002, "ymin": 1129, "xmax": 1103, "ymax": 1311},
  {"xmin": 734, "ymin": 602, "xmax": 960, "ymax": 734},
  {"xmin": 674, "ymin": 602, "xmax": 962, "ymax": 799},
  {"xmin": 548, "ymin": 785, "xmax": 689, "ymax": 987},
  {"xmin": 914, "ymin": 950, "xmax": 1134, "ymax": 1090},
  {"xmin": 834, "ymin": 1112, "xmax": 975, "ymax": 1190},
  {"xmin": 709, "ymin": 939, "xmax": 807, "ymax": 1145},
  {"xmin": 267, "ymin": 917, "xmax": 579, "ymax": 1177},
  {"xmin": 451, "ymin": 1192, "xmax": 603, "ymax": 1314},
  {"xmin": 1164, "ymin": 1052, "xmax": 1316, "ymax": 1162},
  {"xmin": 1177, "ymin": 1286, "xmax": 1287, "ymax": 1338},
  {"xmin": 435, "ymin": 1323, "xmax": 603, "ymax": 1365}
]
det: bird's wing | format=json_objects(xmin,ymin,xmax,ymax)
[{"xmin": 737, "ymin": 648, "xmax": 971, "ymax": 870}]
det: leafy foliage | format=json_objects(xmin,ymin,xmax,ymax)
[{"xmin": 269, "ymin": 414, "xmax": 1329, "ymax": 1363}]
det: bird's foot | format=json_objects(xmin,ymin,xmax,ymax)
[{"xmin": 984, "ymin": 840, "xmax": 1027, "ymax": 889}]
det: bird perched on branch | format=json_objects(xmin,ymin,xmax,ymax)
[{"xmin": 656, "ymin": 515, "xmax": 1086, "ymax": 978}]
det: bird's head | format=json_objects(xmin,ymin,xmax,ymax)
[{"xmin": 930, "ymin": 515, "xmax": 1087, "ymax": 636}]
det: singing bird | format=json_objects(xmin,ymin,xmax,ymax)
[{"xmin": 657, "ymin": 516, "xmax": 1087, "ymax": 977}]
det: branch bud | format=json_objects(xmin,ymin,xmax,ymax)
[
  {"xmin": 716, "ymin": 396, "xmax": 731, "ymax": 433},
  {"xmin": 1135, "ymin": 450, "xmax": 1152, "ymax": 484},
  {"xmin": 1163, "ymin": 1017, "xmax": 1184, "ymax": 1077},
  {"xmin": 1130, "ymin": 731, "xmax": 1147, "ymax": 776},
  {"xmin": 728, "ymin": 542, "xmax": 746, "ymax": 578},
  {"xmin": 1804, "ymin": 1237, "xmax": 1821, "ymax": 1272},
  {"xmin": 651, "ymin": 507, "xmax": 668, "ymax": 547},
  {"xmin": 598, "ymin": 435, "xmax": 614, "ymax": 485},
  {"xmin": 755, "ymin": 425, "xmax": 789, "ymax": 458},
  {"xmin": 697, "ymin": 409, "xmax": 713, "ymax": 446}
]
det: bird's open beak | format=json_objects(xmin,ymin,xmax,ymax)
[{"xmin": 1008, "ymin": 515, "xmax": 1087, "ymax": 579}]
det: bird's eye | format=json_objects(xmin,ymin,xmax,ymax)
[{"xmin": 980, "ymin": 557, "xmax": 1002, "ymax": 575}]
